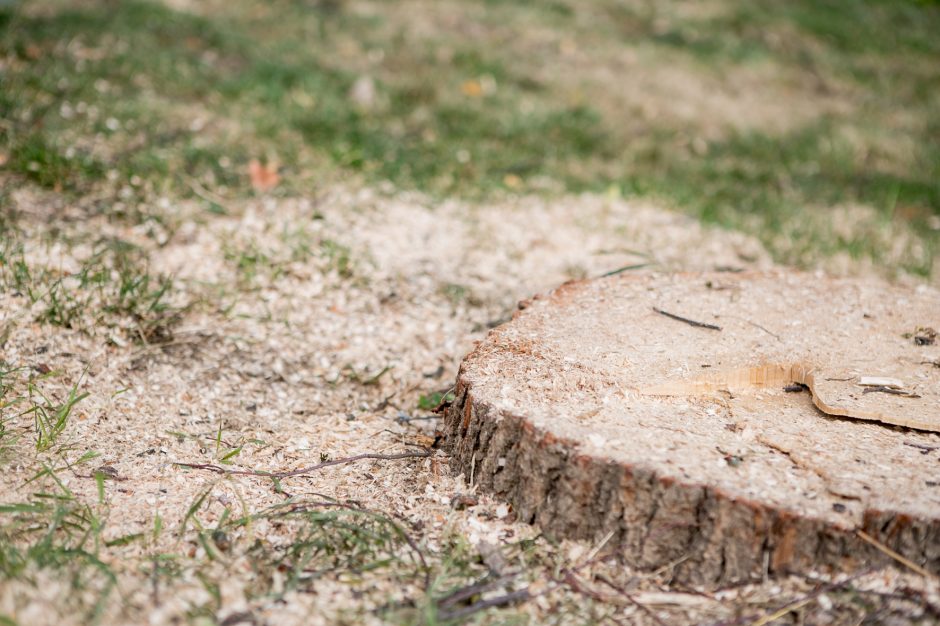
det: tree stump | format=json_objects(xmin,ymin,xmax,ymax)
[{"xmin": 444, "ymin": 271, "xmax": 940, "ymax": 586}]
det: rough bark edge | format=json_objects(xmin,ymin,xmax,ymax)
[{"xmin": 443, "ymin": 374, "xmax": 940, "ymax": 587}]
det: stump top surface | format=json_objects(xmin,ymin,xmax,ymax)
[{"xmin": 461, "ymin": 271, "xmax": 940, "ymax": 527}]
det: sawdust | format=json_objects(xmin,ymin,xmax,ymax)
[{"xmin": 1, "ymin": 187, "xmax": 937, "ymax": 624}]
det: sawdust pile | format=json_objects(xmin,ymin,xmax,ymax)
[{"xmin": 1, "ymin": 187, "xmax": 937, "ymax": 624}]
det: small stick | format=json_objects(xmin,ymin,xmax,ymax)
[
  {"xmin": 437, "ymin": 588, "xmax": 532, "ymax": 622},
  {"xmin": 904, "ymin": 441, "xmax": 940, "ymax": 453},
  {"xmin": 653, "ymin": 307, "xmax": 721, "ymax": 331},
  {"xmin": 594, "ymin": 574, "xmax": 669, "ymax": 626},
  {"xmin": 722, "ymin": 315, "xmax": 780, "ymax": 340},
  {"xmin": 175, "ymin": 450, "xmax": 432, "ymax": 479},
  {"xmin": 561, "ymin": 571, "xmax": 631, "ymax": 626},
  {"xmin": 856, "ymin": 530, "xmax": 935, "ymax": 579},
  {"xmin": 582, "ymin": 529, "xmax": 615, "ymax": 565},
  {"xmin": 707, "ymin": 567, "xmax": 875, "ymax": 626},
  {"xmin": 436, "ymin": 573, "xmax": 520, "ymax": 609},
  {"xmin": 748, "ymin": 597, "xmax": 813, "ymax": 626},
  {"xmin": 862, "ymin": 386, "xmax": 920, "ymax": 398}
]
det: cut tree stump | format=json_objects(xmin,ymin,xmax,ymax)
[{"xmin": 444, "ymin": 271, "xmax": 940, "ymax": 586}]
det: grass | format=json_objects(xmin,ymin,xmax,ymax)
[
  {"xmin": 0, "ymin": 221, "xmax": 183, "ymax": 342},
  {"xmin": 23, "ymin": 376, "xmax": 88, "ymax": 452},
  {"xmin": 0, "ymin": 465, "xmax": 117, "ymax": 625},
  {"xmin": 2, "ymin": 0, "xmax": 938, "ymax": 273}
]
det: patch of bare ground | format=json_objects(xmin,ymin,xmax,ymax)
[{"xmin": 1, "ymin": 188, "xmax": 937, "ymax": 625}]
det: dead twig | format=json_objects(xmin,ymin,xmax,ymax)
[
  {"xmin": 436, "ymin": 573, "xmax": 520, "ymax": 610},
  {"xmin": 653, "ymin": 307, "xmax": 721, "ymax": 331},
  {"xmin": 436, "ymin": 588, "xmax": 532, "ymax": 622},
  {"xmin": 748, "ymin": 598, "xmax": 814, "ymax": 626},
  {"xmin": 856, "ymin": 530, "xmax": 935, "ymax": 579},
  {"xmin": 174, "ymin": 449, "xmax": 432, "ymax": 479},
  {"xmin": 721, "ymin": 315, "xmax": 780, "ymax": 340},
  {"xmin": 707, "ymin": 567, "xmax": 875, "ymax": 626},
  {"xmin": 862, "ymin": 386, "xmax": 921, "ymax": 398},
  {"xmin": 561, "ymin": 570, "xmax": 629, "ymax": 626},
  {"xmin": 904, "ymin": 441, "xmax": 940, "ymax": 454},
  {"xmin": 594, "ymin": 574, "xmax": 669, "ymax": 626}
]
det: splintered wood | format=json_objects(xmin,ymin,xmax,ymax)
[{"xmin": 445, "ymin": 271, "xmax": 940, "ymax": 586}]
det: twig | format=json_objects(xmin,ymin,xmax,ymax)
[
  {"xmin": 721, "ymin": 315, "xmax": 780, "ymax": 340},
  {"xmin": 707, "ymin": 567, "xmax": 875, "ymax": 626},
  {"xmin": 653, "ymin": 307, "xmax": 721, "ymax": 331},
  {"xmin": 904, "ymin": 441, "xmax": 940, "ymax": 454},
  {"xmin": 594, "ymin": 574, "xmax": 669, "ymax": 626},
  {"xmin": 856, "ymin": 530, "xmax": 935, "ymax": 579},
  {"xmin": 561, "ymin": 571, "xmax": 631, "ymax": 626},
  {"xmin": 583, "ymin": 530, "xmax": 615, "ymax": 565},
  {"xmin": 748, "ymin": 598, "xmax": 813, "ymax": 626},
  {"xmin": 437, "ymin": 588, "xmax": 532, "ymax": 622},
  {"xmin": 174, "ymin": 450, "xmax": 432, "ymax": 479},
  {"xmin": 394, "ymin": 413, "xmax": 440, "ymax": 423},
  {"xmin": 436, "ymin": 573, "xmax": 520, "ymax": 609},
  {"xmin": 862, "ymin": 386, "xmax": 920, "ymax": 398},
  {"xmin": 187, "ymin": 176, "xmax": 233, "ymax": 210}
]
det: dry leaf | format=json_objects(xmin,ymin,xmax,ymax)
[
  {"xmin": 461, "ymin": 79, "xmax": 483, "ymax": 98},
  {"xmin": 248, "ymin": 159, "xmax": 279, "ymax": 192},
  {"xmin": 503, "ymin": 173, "xmax": 522, "ymax": 189}
]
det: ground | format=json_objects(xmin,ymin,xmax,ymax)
[{"xmin": 1, "ymin": 0, "xmax": 939, "ymax": 624}]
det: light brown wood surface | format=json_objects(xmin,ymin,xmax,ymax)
[{"xmin": 445, "ymin": 270, "xmax": 940, "ymax": 586}]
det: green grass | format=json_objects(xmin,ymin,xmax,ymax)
[
  {"xmin": 22, "ymin": 376, "xmax": 88, "ymax": 452},
  {"xmin": 2, "ymin": 0, "xmax": 938, "ymax": 273},
  {"xmin": 0, "ymin": 466, "xmax": 117, "ymax": 625},
  {"xmin": 0, "ymin": 221, "xmax": 184, "ymax": 341}
]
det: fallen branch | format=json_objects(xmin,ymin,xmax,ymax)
[
  {"xmin": 653, "ymin": 307, "xmax": 722, "ymax": 331},
  {"xmin": 174, "ymin": 450, "xmax": 432, "ymax": 479}
]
